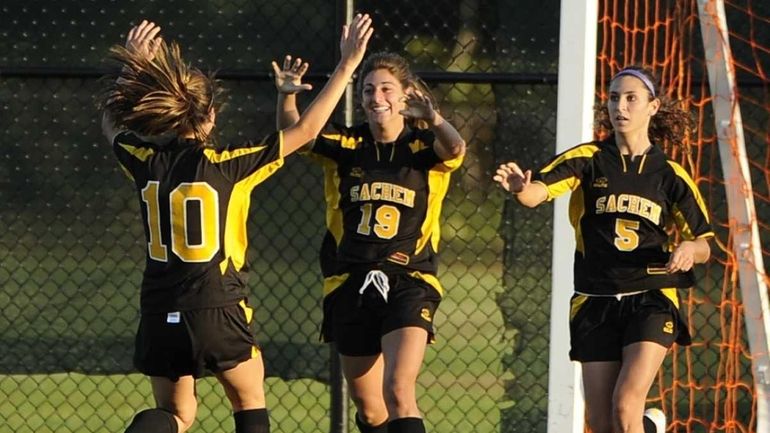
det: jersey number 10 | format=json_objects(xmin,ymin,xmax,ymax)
[{"xmin": 141, "ymin": 181, "xmax": 221, "ymax": 263}]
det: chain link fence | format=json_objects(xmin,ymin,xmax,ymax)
[{"xmin": 3, "ymin": 1, "xmax": 765, "ymax": 433}]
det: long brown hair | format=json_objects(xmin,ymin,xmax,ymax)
[
  {"xmin": 357, "ymin": 51, "xmax": 436, "ymax": 129},
  {"xmin": 100, "ymin": 39, "xmax": 222, "ymax": 143},
  {"xmin": 594, "ymin": 65, "xmax": 695, "ymax": 152}
]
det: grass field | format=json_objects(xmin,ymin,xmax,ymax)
[{"xmin": 0, "ymin": 176, "xmax": 519, "ymax": 432}]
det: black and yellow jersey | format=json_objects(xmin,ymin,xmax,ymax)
[
  {"xmin": 532, "ymin": 137, "xmax": 714, "ymax": 295},
  {"xmin": 113, "ymin": 131, "xmax": 284, "ymax": 313},
  {"xmin": 308, "ymin": 123, "xmax": 463, "ymax": 290}
]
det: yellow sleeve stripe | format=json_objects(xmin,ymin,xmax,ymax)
[
  {"xmin": 416, "ymin": 165, "xmax": 454, "ymax": 255},
  {"xmin": 667, "ymin": 161, "xmax": 711, "ymax": 223},
  {"xmin": 672, "ymin": 204, "xmax": 695, "ymax": 240},
  {"xmin": 540, "ymin": 144, "xmax": 599, "ymax": 174},
  {"xmin": 542, "ymin": 177, "xmax": 580, "ymax": 201},
  {"xmin": 437, "ymin": 153, "xmax": 464, "ymax": 172},
  {"xmin": 203, "ymin": 144, "xmax": 267, "ymax": 163},
  {"xmin": 117, "ymin": 142, "xmax": 155, "ymax": 161},
  {"xmin": 117, "ymin": 163, "xmax": 134, "ymax": 181}
]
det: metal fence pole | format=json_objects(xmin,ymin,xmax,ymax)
[{"xmin": 329, "ymin": 2, "xmax": 355, "ymax": 432}]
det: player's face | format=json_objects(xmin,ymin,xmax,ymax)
[
  {"xmin": 361, "ymin": 68, "xmax": 408, "ymax": 128},
  {"xmin": 607, "ymin": 75, "xmax": 660, "ymax": 134}
]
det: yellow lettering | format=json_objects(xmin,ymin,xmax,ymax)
[
  {"xmin": 348, "ymin": 182, "xmax": 415, "ymax": 208},
  {"xmin": 650, "ymin": 205, "xmax": 661, "ymax": 225},
  {"xmin": 628, "ymin": 195, "xmax": 640, "ymax": 215},
  {"xmin": 371, "ymin": 182, "xmax": 381, "ymax": 200},
  {"xmin": 595, "ymin": 193, "xmax": 661, "ymax": 225},
  {"xmin": 382, "ymin": 183, "xmax": 392, "ymax": 202},
  {"xmin": 404, "ymin": 190, "xmax": 415, "ymax": 207},
  {"xmin": 596, "ymin": 196, "xmax": 606, "ymax": 213},
  {"xmin": 617, "ymin": 194, "xmax": 628, "ymax": 212}
]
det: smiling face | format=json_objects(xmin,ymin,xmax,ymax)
[
  {"xmin": 361, "ymin": 68, "xmax": 409, "ymax": 130},
  {"xmin": 607, "ymin": 75, "xmax": 660, "ymax": 136}
]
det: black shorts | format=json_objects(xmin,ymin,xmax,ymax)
[
  {"xmin": 321, "ymin": 269, "xmax": 442, "ymax": 356},
  {"xmin": 568, "ymin": 288, "xmax": 691, "ymax": 362},
  {"xmin": 134, "ymin": 300, "xmax": 260, "ymax": 380}
]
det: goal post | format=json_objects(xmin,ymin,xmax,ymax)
[
  {"xmin": 696, "ymin": 1, "xmax": 770, "ymax": 431},
  {"xmin": 547, "ymin": 1, "xmax": 598, "ymax": 432}
]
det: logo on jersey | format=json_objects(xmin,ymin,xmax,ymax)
[
  {"xmin": 663, "ymin": 321, "xmax": 674, "ymax": 334},
  {"xmin": 350, "ymin": 167, "xmax": 364, "ymax": 178},
  {"xmin": 592, "ymin": 177, "xmax": 609, "ymax": 188},
  {"xmin": 420, "ymin": 308, "xmax": 432, "ymax": 322},
  {"xmin": 387, "ymin": 251, "xmax": 410, "ymax": 265}
]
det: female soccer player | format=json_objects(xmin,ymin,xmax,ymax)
[
  {"xmin": 100, "ymin": 16, "xmax": 372, "ymax": 433},
  {"xmin": 274, "ymin": 51, "xmax": 466, "ymax": 433},
  {"xmin": 493, "ymin": 66, "xmax": 713, "ymax": 433}
]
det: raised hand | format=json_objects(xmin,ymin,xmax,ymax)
[
  {"xmin": 126, "ymin": 20, "xmax": 162, "ymax": 61},
  {"xmin": 399, "ymin": 89, "xmax": 437, "ymax": 123},
  {"xmin": 271, "ymin": 55, "xmax": 313, "ymax": 95},
  {"xmin": 493, "ymin": 162, "xmax": 532, "ymax": 194},
  {"xmin": 339, "ymin": 13, "xmax": 374, "ymax": 69}
]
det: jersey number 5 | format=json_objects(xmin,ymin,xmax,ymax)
[
  {"xmin": 357, "ymin": 203, "xmax": 400, "ymax": 239},
  {"xmin": 614, "ymin": 218, "xmax": 640, "ymax": 251},
  {"xmin": 141, "ymin": 181, "xmax": 220, "ymax": 262}
]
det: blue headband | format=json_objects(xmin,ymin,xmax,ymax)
[{"xmin": 612, "ymin": 68, "xmax": 656, "ymax": 98}]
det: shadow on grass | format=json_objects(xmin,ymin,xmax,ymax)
[{"xmin": 0, "ymin": 338, "xmax": 332, "ymax": 381}]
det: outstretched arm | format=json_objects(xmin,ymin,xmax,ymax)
[
  {"xmin": 493, "ymin": 162, "xmax": 548, "ymax": 208},
  {"xmin": 102, "ymin": 19, "xmax": 163, "ymax": 144},
  {"xmin": 400, "ymin": 89, "xmax": 466, "ymax": 161},
  {"xmin": 280, "ymin": 13, "xmax": 373, "ymax": 157}
]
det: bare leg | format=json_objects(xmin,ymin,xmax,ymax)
[
  {"xmin": 340, "ymin": 353, "xmax": 389, "ymax": 427},
  {"xmin": 216, "ymin": 355, "xmax": 267, "ymax": 411},
  {"xmin": 582, "ymin": 361, "xmax": 621, "ymax": 433},
  {"xmin": 612, "ymin": 342, "xmax": 668, "ymax": 433},
  {"xmin": 150, "ymin": 375, "xmax": 198, "ymax": 433},
  {"xmin": 380, "ymin": 327, "xmax": 428, "ymax": 420}
]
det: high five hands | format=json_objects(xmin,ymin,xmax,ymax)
[
  {"xmin": 400, "ymin": 89, "xmax": 438, "ymax": 124},
  {"xmin": 125, "ymin": 20, "xmax": 163, "ymax": 61},
  {"xmin": 272, "ymin": 55, "xmax": 313, "ymax": 95},
  {"xmin": 272, "ymin": 13, "xmax": 373, "ymax": 95},
  {"xmin": 493, "ymin": 162, "xmax": 533, "ymax": 194},
  {"xmin": 339, "ymin": 13, "xmax": 373, "ymax": 68}
]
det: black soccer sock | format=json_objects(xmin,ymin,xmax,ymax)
[
  {"xmin": 355, "ymin": 413, "xmax": 388, "ymax": 433},
  {"xmin": 387, "ymin": 417, "xmax": 425, "ymax": 433},
  {"xmin": 124, "ymin": 408, "xmax": 178, "ymax": 433},
  {"xmin": 234, "ymin": 408, "xmax": 270, "ymax": 433}
]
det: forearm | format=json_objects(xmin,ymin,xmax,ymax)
[
  {"xmin": 282, "ymin": 62, "xmax": 356, "ymax": 156},
  {"xmin": 430, "ymin": 112, "xmax": 466, "ymax": 160},
  {"xmin": 514, "ymin": 182, "xmax": 548, "ymax": 208},
  {"xmin": 691, "ymin": 237, "xmax": 711, "ymax": 264},
  {"xmin": 276, "ymin": 93, "xmax": 300, "ymax": 130}
]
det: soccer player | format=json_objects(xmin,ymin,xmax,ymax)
[
  {"xmin": 493, "ymin": 65, "xmax": 713, "ymax": 433},
  {"xmin": 273, "ymin": 51, "xmax": 466, "ymax": 433},
  {"xmin": 100, "ymin": 16, "xmax": 372, "ymax": 433}
]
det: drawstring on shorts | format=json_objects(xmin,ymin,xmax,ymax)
[{"xmin": 359, "ymin": 270, "xmax": 390, "ymax": 303}]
